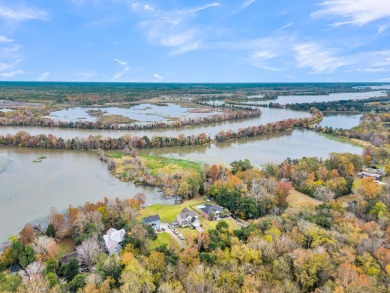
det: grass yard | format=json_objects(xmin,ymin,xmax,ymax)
[
  {"xmin": 55, "ymin": 238, "xmax": 75, "ymax": 258},
  {"xmin": 138, "ymin": 197, "xmax": 205, "ymax": 223},
  {"xmin": 150, "ymin": 232, "xmax": 178, "ymax": 250},
  {"xmin": 199, "ymin": 217, "xmax": 241, "ymax": 230},
  {"xmin": 140, "ymin": 154, "xmax": 202, "ymax": 176},
  {"xmin": 287, "ymin": 189, "xmax": 322, "ymax": 210},
  {"xmin": 177, "ymin": 227, "xmax": 199, "ymax": 240}
]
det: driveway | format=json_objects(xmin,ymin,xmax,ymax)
[
  {"xmin": 160, "ymin": 223, "xmax": 186, "ymax": 249},
  {"xmin": 195, "ymin": 225, "xmax": 205, "ymax": 233}
]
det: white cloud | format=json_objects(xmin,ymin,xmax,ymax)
[
  {"xmin": 111, "ymin": 59, "xmax": 129, "ymax": 81},
  {"xmin": 0, "ymin": 59, "xmax": 22, "ymax": 71},
  {"xmin": 0, "ymin": 69, "xmax": 25, "ymax": 77},
  {"xmin": 380, "ymin": 77, "xmax": 390, "ymax": 81},
  {"xmin": 0, "ymin": 3, "xmax": 47, "ymax": 21},
  {"xmin": 240, "ymin": 0, "xmax": 256, "ymax": 11},
  {"xmin": 294, "ymin": 43, "xmax": 348, "ymax": 73},
  {"xmin": 0, "ymin": 36, "xmax": 14, "ymax": 43},
  {"xmin": 154, "ymin": 73, "xmax": 163, "ymax": 80},
  {"xmin": 277, "ymin": 22, "xmax": 293, "ymax": 31},
  {"xmin": 252, "ymin": 50, "xmax": 279, "ymax": 60},
  {"xmin": 130, "ymin": 2, "xmax": 220, "ymax": 55},
  {"xmin": 312, "ymin": 0, "xmax": 390, "ymax": 27},
  {"xmin": 36, "ymin": 72, "xmax": 50, "ymax": 81}
]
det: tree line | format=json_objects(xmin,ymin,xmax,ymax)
[
  {"xmin": 0, "ymin": 108, "xmax": 323, "ymax": 150},
  {"xmin": 0, "ymin": 107, "xmax": 261, "ymax": 130}
]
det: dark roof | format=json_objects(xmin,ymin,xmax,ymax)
[
  {"xmin": 10, "ymin": 263, "xmax": 23, "ymax": 273},
  {"xmin": 59, "ymin": 252, "xmax": 79, "ymax": 265},
  {"xmin": 181, "ymin": 207, "xmax": 191, "ymax": 213},
  {"xmin": 199, "ymin": 204, "xmax": 223, "ymax": 215},
  {"xmin": 142, "ymin": 214, "xmax": 160, "ymax": 224}
]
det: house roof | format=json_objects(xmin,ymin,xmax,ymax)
[
  {"xmin": 59, "ymin": 252, "xmax": 79, "ymax": 265},
  {"xmin": 178, "ymin": 208, "xmax": 197, "ymax": 220},
  {"xmin": 103, "ymin": 228, "xmax": 126, "ymax": 254},
  {"xmin": 199, "ymin": 204, "xmax": 223, "ymax": 215},
  {"xmin": 107, "ymin": 229, "xmax": 126, "ymax": 243},
  {"xmin": 142, "ymin": 214, "xmax": 160, "ymax": 224}
]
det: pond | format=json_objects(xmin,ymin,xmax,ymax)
[
  {"xmin": 46, "ymin": 103, "xmax": 222, "ymax": 123},
  {"xmin": 0, "ymin": 107, "xmax": 311, "ymax": 139},
  {"xmin": 0, "ymin": 147, "xmax": 173, "ymax": 241},
  {"xmin": 140, "ymin": 129, "xmax": 363, "ymax": 167}
]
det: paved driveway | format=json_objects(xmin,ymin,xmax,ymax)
[{"xmin": 160, "ymin": 223, "xmax": 186, "ymax": 248}]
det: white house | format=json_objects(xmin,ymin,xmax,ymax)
[
  {"xmin": 176, "ymin": 208, "xmax": 200, "ymax": 227},
  {"xmin": 103, "ymin": 228, "xmax": 126, "ymax": 255}
]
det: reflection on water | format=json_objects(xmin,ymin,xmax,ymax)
[
  {"xmin": 318, "ymin": 114, "xmax": 362, "ymax": 129},
  {"xmin": 0, "ymin": 107, "xmax": 311, "ymax": 139},
  {"xmin": 47, "ymin": 103, "xmax": 221, "ymax": 123},
  {"xmin": 141, "ymin": 129, "xmax": 363, "ymax": 166},
  {"xmin": 255, "ymin": 91, "xmax": 387, "ymax": 106},
  {"xmin": 0, "ymin": 147, "xmax": 172, "ymax": 241}
]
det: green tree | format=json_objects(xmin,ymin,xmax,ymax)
[{"xmin": 230, "ymin": 159, "xmax": 253, "ymax": 174}]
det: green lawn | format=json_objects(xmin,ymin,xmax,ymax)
[
  {"xmin": 150, "ymin": 232, "xmax": 178, "ymax": 250},
  {"xmin": 199, "ymin": 217, "xmax": 241, "ymax": 230},
  {"xmin": 140, "ymin": 154, "xmax": 202, "ymax": 173},
  {"xmin": 139, "ymin": 197, "xmax": 205, "ymax": 223},
  {"xmin": 55, "ymin": 238, "xmax": 75, "ymax": 258}
]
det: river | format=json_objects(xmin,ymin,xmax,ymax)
[
  {"xmin": 0, "ymin": 147, "xmax": 173, "ymax": 241},
  {"xmin": 140, "ymin": 129, "xmax": 363, "ymax": 166},
  {"xmin": 0, "ymin": 107, "xmax": 311, "ymax": 139}
]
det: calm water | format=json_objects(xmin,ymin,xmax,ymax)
[
  {"xmin": 317, "ymin": 114, "xmax": 362, "ymax": 129},
  {"xmin": 0, "ymin": 147, "xmax": 172, "ymax": 241},
  {"xmin": 141, "ymin": 129, "xmax": 363, "ymax": 166},
  {"xmin": 47, "ymin": 103, "xmax": 221, "ymax": 123},
  {"xmin": 256, "ymin": 91, "xmax": 387, "ymax": 106},
  {"xmin": 0, "ymin": 107, "xmax": 311, "ymax": 139}
]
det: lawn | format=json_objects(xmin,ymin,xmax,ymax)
[
  {"xmin": 140, "ymin": 154, "xmax": 202, "ymax": 172},
  {"xmin": 149, "ymin": 232, "xmax": 178, "ymax": 250},
  {"xmin": 287, "ymin": 189, "xmax": 322, "ymax": 210},
  {"xmin": 138, "ymin": 197, "xmax": 205, "ymax": 223},
  {"xmin": 199, "ymin": 217, "xmax": 241, "ymax": 230},
  {"xmin": 55, "ymin": 238, "xmax": 75, "ymax": 258}
]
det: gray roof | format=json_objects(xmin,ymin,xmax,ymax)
[
  {"xmin": 199, "ymin": 204, "xmax": 223, "ymax": 215},
  {"xmin": 59, "ymin": 252, "xmax": 79, "ymax": 265},
  {"xmin": 142, "ymin": 214, "xmax": 160, "ymax": 224},
  {"xmin": 178, "ymin": 208, "xmax": 197, "ymax": 220}
]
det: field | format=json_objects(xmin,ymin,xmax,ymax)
[
  {"xmin": 140, "ymin": 154, "xmax": 203, "ymax": 174},
  {"xmin": 287, "ymin": 189, "xmax": 322, "ymax": 210}
]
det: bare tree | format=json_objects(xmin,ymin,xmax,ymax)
[
  {"xmin": 32, "ymin": 236, "xmax": 57, "ymax": 261},
  {"xmin": 76, "ymin": 237, "xmax": 103, "ymax": 271}
]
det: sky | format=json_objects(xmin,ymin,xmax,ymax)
[{"xmin": 0, "ymin": 0, "xmax": 389, "ymax": 82}]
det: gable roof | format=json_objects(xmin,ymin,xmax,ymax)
[
  {"xmin": 178, "ymin": 208, "xmax": 197, "ymax": 220},
  {"xmin": 142, "ymin": 214, "xmax": 160, "ymax": 224},
  {"xmin": 103, "ymin": 228, "xmax": 126, "ymax": 254},
  {"xmin": 199, "ymin": 204, "xmax": 223, "ymax": 216}
]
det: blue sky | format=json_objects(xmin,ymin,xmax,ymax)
[{"xmin": 0, "ymin": 0, "xmax": 389, "ymax": 82}]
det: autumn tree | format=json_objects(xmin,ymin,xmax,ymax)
[
  {"xmin": 19, "ymin": 223, "xmax": 36, "ymax": 245},
  {"xmin": 32, "ymin": 236, "xmax": 57, "ymax": 262},
  {"xmin": 357, "ymin": 177, "xmax": 382, "ymax": 200}
]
